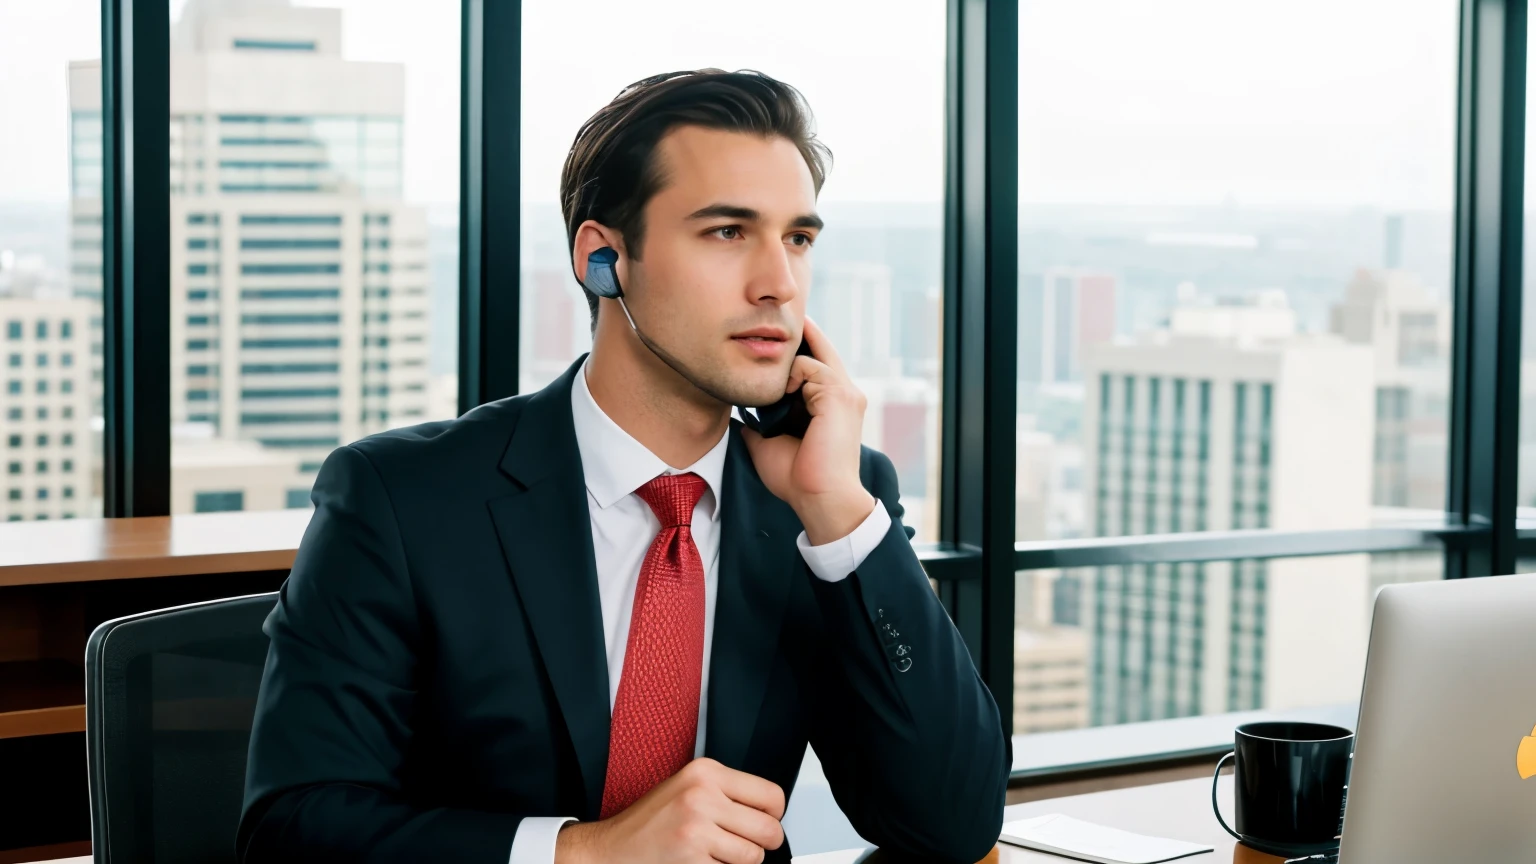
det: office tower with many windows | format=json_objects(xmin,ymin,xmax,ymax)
[
  {"xmin": 1330, "ymin": 268, "xmax": 1451, "ymax": 510},
  {"xmin": 0, "ymin": 290, "xmax": 95, "ymax": 522},
  {"xmin": 66, "ymin": 0, "xmax": 432, "ymax": 508},
  {"xmin": 1075, "ymin": 291, "xmax": 1375, "ymax": 724}
]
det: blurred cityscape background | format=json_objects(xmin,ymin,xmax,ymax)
[{"xmin": 2, "ymin": 0, "xmax": 1505, "ymax": 736}]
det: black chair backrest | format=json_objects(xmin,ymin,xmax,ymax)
[{"xmin": 85, "ymin": 592, "xmax": 278, "ymax": 864}]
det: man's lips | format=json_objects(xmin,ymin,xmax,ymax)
[{"xmin": 731, "ymin": 329, "xmax": 790, "ymax": 358}]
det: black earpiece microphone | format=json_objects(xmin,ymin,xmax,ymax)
[{"xmin": 582, "ymin": 246, "xmax": 813, "ymax": 438}]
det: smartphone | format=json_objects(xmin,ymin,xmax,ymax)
[{"xmin": 737, "ymin": 338, "xmax": 815, "ymax": 438}]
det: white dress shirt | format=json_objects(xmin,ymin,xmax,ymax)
[{"xmin": 508, "ymin": 360, "xmax": 892, "ymax": 864}]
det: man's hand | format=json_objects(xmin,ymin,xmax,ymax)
[
  {"xmin": 742, "ymin": 317, "xmax": 877, "ymax": 545},
  {"xmin": 554, "ymin": 758, "xmax": 785, "ymax": 864}
]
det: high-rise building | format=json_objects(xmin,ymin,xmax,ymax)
[
  {"xmin": 1014, "ymin": 570, "xmax": 1090, "ymax": 733},
  {"xmin": 1329, "ymin": 268, "xmax": 1451, "ymax": 510},
  {"xmin": 1075, "ymin": 291, "xmax": 1375, "ymax": 724},
  {"xmin": 1019, "ymin": 268, "xmax": 1117, "ymax": 394},
  {"xmin": 67, "ymin": 0, "xmax": 433, "ymax": 508},
  {"xmin": 0, "ymin": 289, "xmax": 95, "ymax": 522},
  {"xmin": 811, "ymin": 262, "xmax": 900, "ymax": 380}
]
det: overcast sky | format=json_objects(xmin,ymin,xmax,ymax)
[{"xmin": 0, "ymin": 0, "xmax": 1463, "ymax": 210}]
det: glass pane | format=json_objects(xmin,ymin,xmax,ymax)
[
  {"xmin": 1523, "ymin": 10, "xmax": 1536, "ymax": 520},
  {"xmin": 1012, "ymin": 550, "xmax": 1443, "ymax": 733},
  {"xmin": 1016, "ymin": 1, "xmax": 1458, "ymax": 544},
  {"xmin": 167, "ymin": 0, "xmax": 460, "ymax": 513},
  {"xmin": 521, "ymin": 2, "xmax": 946, "ymax": 541},
  {"xmin": 0, "ymin": 0, "xmax": 103, "ymax": 521}
]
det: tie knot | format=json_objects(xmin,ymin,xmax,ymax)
[{"xmin": 636, "ymin": 472, "xmax": 707, "ymax": 528}]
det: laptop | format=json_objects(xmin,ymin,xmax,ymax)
[{"xmin": 1338, "ymin": 571, "xmax": 1536, "ymax": 862}]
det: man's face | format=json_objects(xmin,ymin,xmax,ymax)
[{"xmin": 618, "ymin": 126, "xmax": 821, "ymax": 408}]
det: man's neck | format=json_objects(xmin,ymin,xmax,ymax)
[{"xmin": 584, "ymin": 338, "xmax": 731, "ymax": 471}]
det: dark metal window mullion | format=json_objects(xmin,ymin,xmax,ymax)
[
  {"xmin": 1446, "ymin": 0, "xmax": 1526, "ymax": 577},
  {"xmin": 459, "ymin": 0, "xmax": 522, "ymax": 413},
  {"xmin": 101, "ymin": 0, "xmax": 171, "ymax": 517},
  {"xmin": 939, "ymin": 0, "xmax": 1019, "ymax": 730}
]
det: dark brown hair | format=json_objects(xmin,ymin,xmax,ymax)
[{"xmin": 560, "ymin": 68, "xmax": 833, "ymax": 327}]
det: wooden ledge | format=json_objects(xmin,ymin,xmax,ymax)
[{"xmin": 0, "ymin": 509, "xmax": 310, "ymax": 587}]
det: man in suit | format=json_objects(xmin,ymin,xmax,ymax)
[{"xmin": 239, "ymin": 68, "xmax": 1009, "ymax": 864}]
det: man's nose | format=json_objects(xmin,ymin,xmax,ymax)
[{"xmin": 747, "ymin": 243, "xmax": 800, "ymax": 306}]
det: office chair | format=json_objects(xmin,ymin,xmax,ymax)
[{"xmin": 85, "ymin": 592, "xmax": 278, "ymax": 864}]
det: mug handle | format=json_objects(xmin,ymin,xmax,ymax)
[{"xmin": 1211, "ymin": 751, "xmax": 1242, "ymax": 841}]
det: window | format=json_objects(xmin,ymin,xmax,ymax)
[
  {"xmin": 35, "ymin": 435, "xmax": 48, "ymax": 448},
  {"xmin": 6, "ymin": 490, "xmax": 18, "ymax": 501},
  {"xmin": 36, "ymin": 488, "xmax": 49, "ymax": 501},
  {"xmin": 60, "ymin": 320, "xmax": 72, "ymax": 339},
  {"xmin": 1012, "ymin": 0, "xmax": 1457, "ymax": 732},
  {"xmin": 194, "ymin": 490, "xmax": 245, "ymax": 513},
  {"xmin": 286, "ymin": 488, "xmax": 312, "ymax": 509},
  {"xmin": 60, "ymin": 379, "xmax": 73, "ymax": 394},
  {"xmin": 1012, "ymin": 552, "xmax": 1441, "ymax": 732},
  {"xmin": 1, "ymin": 3, "xmax": 104, "ymax": 522},
  {"xmin": 6, "ymin": 436, "xmax": 17, "ymax": 449},
  {"xmin": 520, "ymin": 1, "xmax": 945, "ymax": 539},
  {"xmin": 63, "ymin": 486, "xmax": 75, "ymax": 499},
  {"xmin": 62, "ymin": 459, "xmax": 74, "ymax": 473},
  {"xmin": 168, "ymin": 0, "xmax": 459, "ymax": 514},
  {"xmin": 62, "ymin": 433, "xmax": 73, "ymax": 447}
]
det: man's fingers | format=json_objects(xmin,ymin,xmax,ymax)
[
  {"xmin": 713, "ymin": 798, "xmax": 785, "ymax": 851},
  {"xmin": 705, "ymin": 823, "xmax": 769, "ymax": 864},
  {"xmin": 799, "ymin": 316, "xmax": 847, "ymax": 376},
  {"xmin": 710, "ymin": 764, "xmax": 787, "ymax": 820},
  {"xmin": 786, "ymin": 354, "xmax": 832, "ymax": 394}
]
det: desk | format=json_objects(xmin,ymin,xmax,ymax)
[
  {"xmin": 795, "ymin": 775, "xmax": 1283, "ymax": 864},
  {"xmin": 15, "ymin": 777, "xmax": 1272, "ymax": 864},
  {"xmin": 0, "ymin": 511, "xmax": 305, "ymax": 854}
]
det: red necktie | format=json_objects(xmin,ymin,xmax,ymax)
[{"xmin": 600, "ymin": 472, "xmax": 708, "ymax": 818}]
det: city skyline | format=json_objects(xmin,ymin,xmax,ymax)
[{"xmin": 0, "ymin": 0, "xmax": 1490, "ymax": 734}]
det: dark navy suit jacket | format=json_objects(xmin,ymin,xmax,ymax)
[{"xmin": 238, "ymin": 356, "xmax": 1009, "ymax": 863}]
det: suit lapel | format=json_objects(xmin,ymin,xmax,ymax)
[
  {"xmin": 488, "ymin": 356, "xmax": 611, "ymax": 819},
  {"xmin": 705, "ymin": 425, "xmax": 799, "ymax": 771}
]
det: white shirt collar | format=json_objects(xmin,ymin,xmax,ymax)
[{"xmin": 571, "ymin": 357, "xmax": 729, "ymax": 519}]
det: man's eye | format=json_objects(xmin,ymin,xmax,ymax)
[
  {"xmin": 712, "ymin": 226, "xmax": 741, "ymax": 240},
  {"xmin": 789, "ymin": 233, "xmax": 816, "ymax": 247}
]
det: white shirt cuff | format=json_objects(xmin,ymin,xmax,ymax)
[
  {"xmin": 508, "ymin": 816, "xmax": 576, "ymax": 864},
  {"xmin": 796, "ymin": 500, "xmax": 893, "ymax": 582}
]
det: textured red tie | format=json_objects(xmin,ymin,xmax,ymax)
[{"xmin": 600, "ymin": 472, "xmax": 708, "ymax": 818}]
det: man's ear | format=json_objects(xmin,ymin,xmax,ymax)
[{"xmin": 572, "ymin": 220, "xmax": 625, "ymax": 284}]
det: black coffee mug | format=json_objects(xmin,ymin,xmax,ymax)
[{"xmin": 1210, "ymin": 721, "xmax": 1352, "ymax": 858}]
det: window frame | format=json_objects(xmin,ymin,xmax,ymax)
[{"xmin": 85, "ymin": 0, "xmax": 1526, "ymax": 776}]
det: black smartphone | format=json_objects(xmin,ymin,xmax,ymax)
[{"xmin": 737, "ymin": 338, "xmax": 815, "ymax": 438}]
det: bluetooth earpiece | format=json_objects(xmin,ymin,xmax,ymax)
[{"xmin": 584, "ymin": 246, "xmax": 624, "ymax": 299}]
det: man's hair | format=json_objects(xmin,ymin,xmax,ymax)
[{"xmin": 560, "ymin": 69, "xmax": 833, "ymax": 328}]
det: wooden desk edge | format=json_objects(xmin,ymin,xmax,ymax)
[
  {"xmin": 0, "ymin": 550, "xmax": 297, "ymax": 588},
  {"xmin": 0, "ymin": 704, "xmax": 86, "ymax": 739}
]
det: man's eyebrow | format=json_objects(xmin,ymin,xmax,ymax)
[{"xmin": 686, "ymin": 204, "xmax": 824, "ymax": 232}]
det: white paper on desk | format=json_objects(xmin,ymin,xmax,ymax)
[{"xmin": 999, "ymin": 814, "xmax": 1214, "ymax": 864}]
